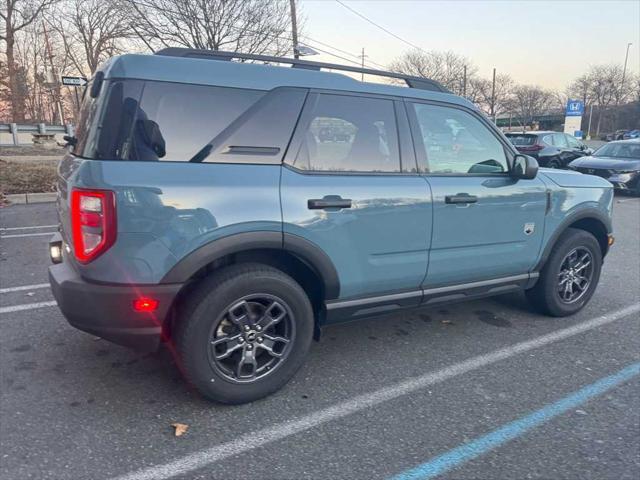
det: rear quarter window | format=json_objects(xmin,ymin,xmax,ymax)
[{"xmin": 81, "ymin": 80, "xmax": 264, "ymax": 161}]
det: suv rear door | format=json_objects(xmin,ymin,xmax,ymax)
[
  {"xmin": 281, "ymin": 91, "xmax": 431, "ymax": 303},
  {"xmin": 407, "ymin": 101, "xmax": 547, "ymax": 290}
]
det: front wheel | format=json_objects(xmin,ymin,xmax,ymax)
[
  {"xmin": 176, "ymin": 264, "xmax": 314, "ymax": 404},
  {"xmin": 547, "ymin": 158, "xmax": 561, "ymax": 169},
  {"xmin": 526, "ymin": 228, "xmax": 602, "ymax": 317}
]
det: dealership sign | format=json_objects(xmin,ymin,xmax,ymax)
[{"xmin": 564, "ymin": 99, "xmax": 584, "ymax": 138}]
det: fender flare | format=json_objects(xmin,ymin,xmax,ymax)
[
  {"xmin": 160, "ymin": 231, "xmax": 340, "ymax": 300},
  {"xmin": 534, "ymin": 208, "xmax": 612, "ymax": 272}
]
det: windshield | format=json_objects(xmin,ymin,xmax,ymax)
[{"xmin": 594, "ymin": 142, "xmax": 640, "ymax": 159}]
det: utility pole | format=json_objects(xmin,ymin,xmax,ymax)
[
  {"xmin": 586, "ymin": 103, "xmax": 594, "ymax": 140},
  {"xmin": 358, "ymin": 48, "xmax": 368, "ymax": 81},
  {"xmin": 620, "ymin": 42, "xmax": 632, "ymax": 101},
  {"xmin": 462, "ymin": 65, "xmax": 467, "ymax": 97},
  {"xmin": 289, "ymin": 0, "xmax": 299, "ymax": 59},
  {"xmin": 42, "ymin": 21, "xmax": 64, "ymax": 124},
  {"xmin": 490, "ymin": 67, "xmax": 496, "ymax": 122},
  {"xmin": 614, "ymin": 42, "xmax": 632, "ymax": 130}
]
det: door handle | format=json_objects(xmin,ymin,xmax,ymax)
[
  {"xmin": 308, "ymin": 197, "xmax": 352, "ymax": 210},
  {"xmin": 445, "ymin": 193, "xmax": 478, "ymax": 204}
]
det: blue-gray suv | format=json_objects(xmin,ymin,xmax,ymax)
[{"xmin": 49, "ymin": 49, "xmax": 614, "ymax": 404}]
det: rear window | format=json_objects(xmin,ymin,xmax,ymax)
[
  {"xmin": 505, "ymin": 134, "xmax": 537, "ymax": 146},
  {"xmin": 79, "ymin": 80, "xmax": 264, "ymax": 161}
]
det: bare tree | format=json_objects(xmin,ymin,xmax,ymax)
[
  {"xmin": 46, "ymin": 0, "xmax": 130, "ymax": 77},
  {"xmin": 588, "ymin": 65, "xmax": 626, "ymax": 135},
  {"xmin": 1, "ymin": 0, "xmax": 57, "ymax": 121},
  {"xmin": 506, "ymin": 85, "xmax": 554, "ymax": 129},
  {"xmin": 390, "ymin": 49, "xmax": 477, "ymax": 96},
  {"xmin": 567, "ymin": 74, "xmax": 593, "ymax": 107},
  {"xmin": 473, "ymin": 73, "xmax": 514, "ymax": 120},
  {"xmin": 124, "ymin": 0, "xmax": 292, "ymax": 55}
]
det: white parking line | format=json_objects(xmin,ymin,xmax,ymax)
[
  {"xmin": 0, "ymin": 232, "xmax": 55, "ymax": 239},
  {"xmin": 0, "ymin": 224, "xmax": 58, "ymax": 231},
  {"xmin": 0, "ymin": 283, "xmax": 50, "ymax": 294},
  {"xmin": 0, "ymin": 301, "xmax": 57, "ymax": 314},
  {"xmin": 113, "ymin": 302, "xmax": 640, "ymax": 480}
]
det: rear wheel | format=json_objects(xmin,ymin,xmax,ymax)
[
  {"xmin": 526, "ymin": 228, "xmax": 602, "ymax": 316},
  {"xmin": 176, "ymin": 264, "xmax": 314, "ymax": 404}
]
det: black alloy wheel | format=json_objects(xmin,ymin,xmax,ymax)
[{"xmin": 208, "ymin": 295, "xmax": 295, "ymax": 383}]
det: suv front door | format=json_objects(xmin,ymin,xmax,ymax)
[
  {"xmin": 281, "ymin": 92, "xmax": 431, "ymax": 303},
  {"xmin": 407, "ymin": 101, "xmax": 547, "ymax": 290}
]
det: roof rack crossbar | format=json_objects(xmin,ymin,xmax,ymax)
[{"xmin": 154, "ymin": 48, "xmax": 448, "ymax": 93}]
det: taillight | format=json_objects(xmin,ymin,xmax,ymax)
[{"xmin": 71, "ymin": 188, "xmax": 116, "ymax": 263}]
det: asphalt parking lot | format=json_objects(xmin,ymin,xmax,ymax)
[{"xmin": 1, "ymin": 196, "xmax": 639, "ymax": 480}]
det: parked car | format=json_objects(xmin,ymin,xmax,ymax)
[
  {"xmin": 505, "ymin": 131, "xmax": 592, "ymax": 168},
  {"xmin": 49, "ymin": 49, "xmax": 614, "ymax": 404},
  {"xmin": 605, "ymin": 130, "xmax": 629, "ymax": 141},
  {"xmin": 569, "ymin": 139, "xmax": 640, "ymax": 195},
  {"xmin": 622, "ymin": 129, "xmax": 640, "ymax": 140}
]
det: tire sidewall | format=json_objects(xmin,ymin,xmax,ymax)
[
  {"xmin": 540, "ymin": 230, "xmax": 602, "ymax": 316},
  {"xmin": 548, "ymin": 158, "xmax": 561, "ymax": 169},
  {"xmin": 182, "ymin": 269, "xmax": 314, "ymax": 404}
]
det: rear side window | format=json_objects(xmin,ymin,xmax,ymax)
[
  {"xmin": 292, "ymin": 93, "xmax": 400, "ymax": 173},
  {"xmin": 81, "ymin": 80, "xmax": 263, "ymax": 161}
]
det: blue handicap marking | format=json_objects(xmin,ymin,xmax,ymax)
[{"xmin": 389, "ymin": 362, "xmax": 640, "ymax": 480}]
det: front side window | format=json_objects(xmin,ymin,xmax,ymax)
[
  {"xmin": 292, "ymin": 94, "xmax": 400, "ymax": 173},
  {"xmin": 565, "ymin": 134, "xmax": 581, "ymax": 148},
  {"xmin": 411, "ymin": 103, "xmax": 509, "ymax": 174},
  {"xmin": 552, "ymin": 133, "xmax": 569, "ymax": 148}
]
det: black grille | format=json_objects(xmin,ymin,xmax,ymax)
[{"xmin": 576, "ymin": 167, "xmax": 611, "ymax": 179}]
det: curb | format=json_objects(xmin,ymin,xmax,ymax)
[{"xmin": 6, "ymin": 192, "xmax": 57, "ymax": 204}]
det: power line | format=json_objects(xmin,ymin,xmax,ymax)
[
  {"xmin": 300, "ymin": 34, "xmax": 389, "ymax": 70},
  {"xmin": 128, "ymin": 2, "xmax": 389, "ymax": 73},
  {"xmin": 334, "ymin": 0, "xmax": 425, "ymax": 53}
]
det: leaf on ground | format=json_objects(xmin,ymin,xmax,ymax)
[{"xmin": 171, "ymin": 423, "xmax": 189, "ymax": 437}]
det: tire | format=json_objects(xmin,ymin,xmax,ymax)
[
  {"xmin": 526, "ymin": 228, "xmax": 602, "ymax": 317},
  {"xmin": 175, "ymin": 263, "xmax": 314, "ymax": 404},
  {"xmin": 547, "ymin": 158, "xmax": 561, "ymax": 169}
]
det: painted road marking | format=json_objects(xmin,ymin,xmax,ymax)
[
  {"xmin": 0, "ymin": 224, "xmax": 58, "ymax": 231},
  {"xmin": 0, "ymin": 283, "xmax": 50, "ymax": 294},
  {"xmin": 0, "ymin": 301, "xmax": 57, "ymax": 314},
  {"xmin": 112, "ymin": 302, "xmax": 640, "ymax": 480},
  {"xmin": 390, "ymin": 362, "xmax": 640, "ymax": 480},
  {"xmin": 0, "ymin": 232, "xmax": 55, "ymax": 239}
]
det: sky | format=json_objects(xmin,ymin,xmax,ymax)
[{"xmin": 299, "ymin": 0, "xmax": 640, "ymax": 90}]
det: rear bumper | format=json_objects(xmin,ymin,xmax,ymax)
[{"xmin": 49, "ymin": 253, "xmax": 182, "ymax": 352}]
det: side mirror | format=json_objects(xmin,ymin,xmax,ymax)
[{"xmin": 511, "ymin": 154, "xmax": 538, "ymax": 180}]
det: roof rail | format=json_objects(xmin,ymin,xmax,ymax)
[{"xmin": 154, "ymin": 48, "xmax": 449, "ymax": 93}]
